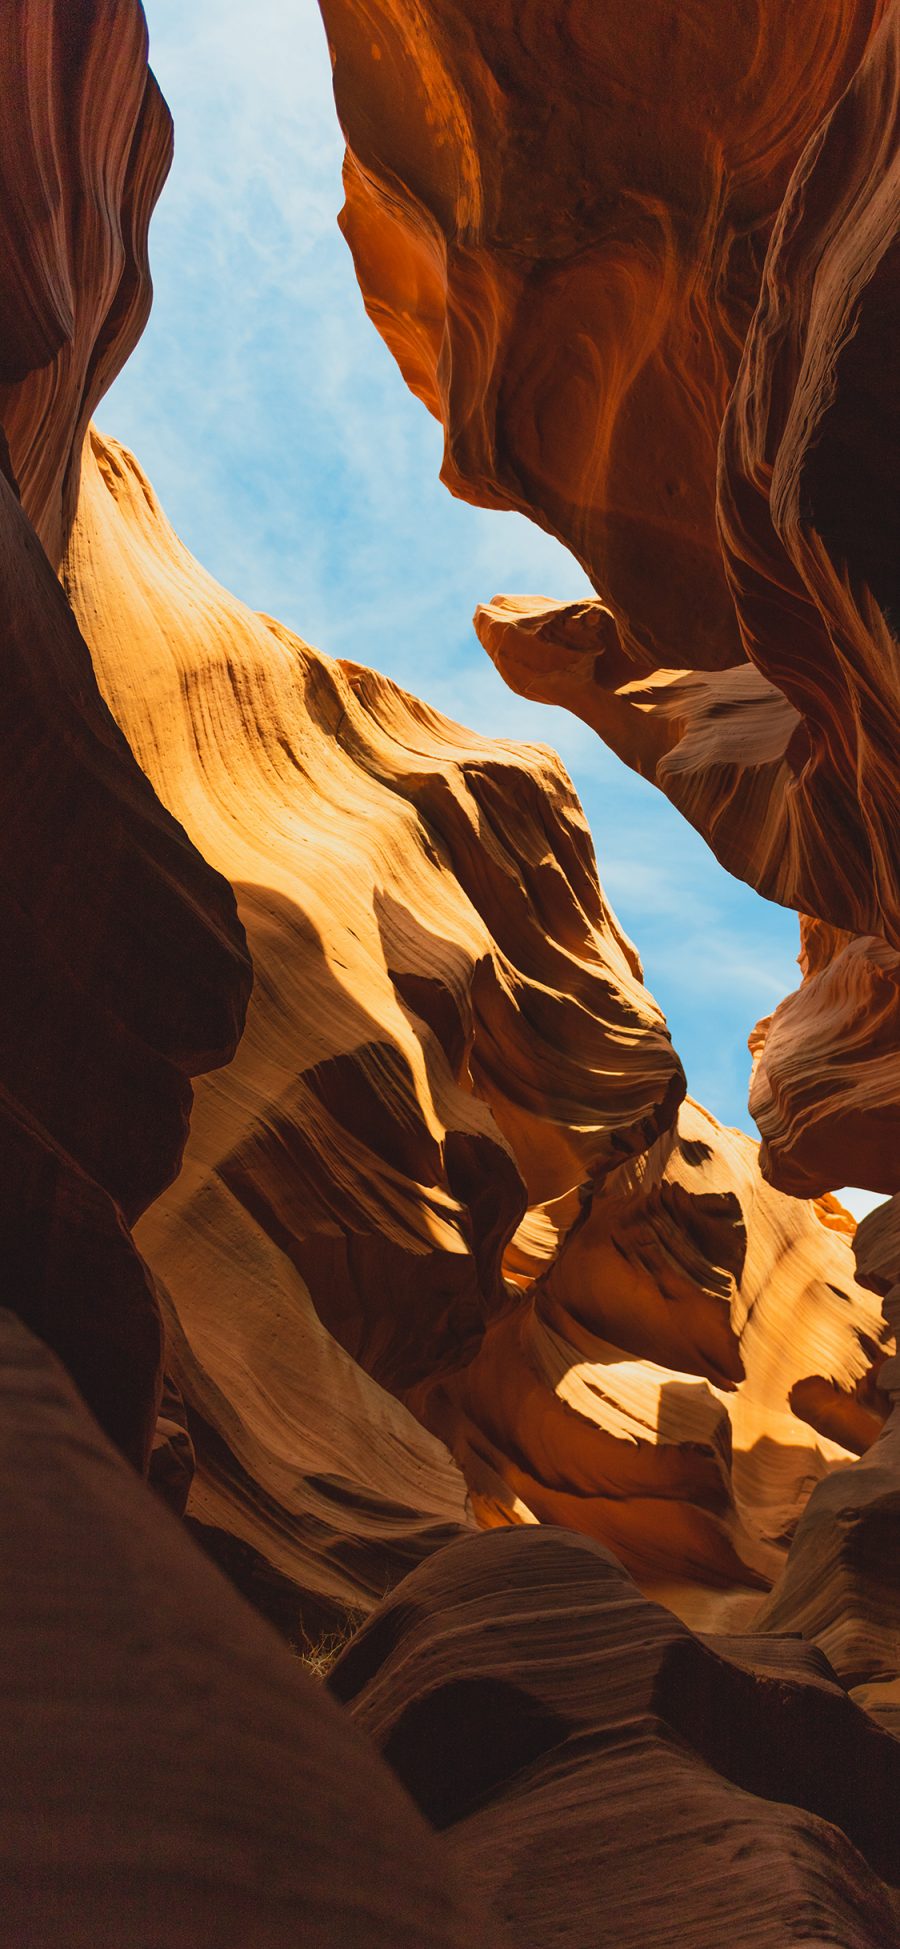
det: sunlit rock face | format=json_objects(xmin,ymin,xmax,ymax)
[
  {"xmin": 319, "ymin": 0, "xmax": 899, "ymax": 1210},
  {"xmin": 315, "ymin": 0, "xmax": 900, "ymax": 1760},
  {"xmin": 64, "ymin": 425, "xmax": 684, "ymax": 1616},
  {"xmin": 750, "ymin": 918, "xmax": 900, "ymax": 1200},
  {"xmin": 753, "ymin": 1197, "xmax": 900, "ymax": 1739},
  {"xmin": 2, "ymin": 0, "xmax": 884, "ymax": 1657},
  {"xmin": 0, "ymin": 0, "xmax": 250, "ymax": 1465},
  {"xmin": 421, "ymin": 1099, "xmax": 889, "ymax": 1613},
  {"xmin": 62, "ymin": 430, "xmax": 888, "ymax": 1630}
]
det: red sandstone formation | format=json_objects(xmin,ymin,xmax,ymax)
[
  {"xmin": 422, "ymin": 1098, "xmax": 888, "ymax": 1617},
  {"xmin": 62, "ymin": 425, "xmax": 686, "ymax": 1613},
  {"xmin": 0, "ymin": 0, "xmax": 173, "ymax": 567},
  {"xmin": 329, "ymin": 1525, "xmax": 900, "ymax": 1948},
  {"xmin": 320, "ymin": 0, "xmax": 883, "ymax": 680},
  {"xmin": 750, "ymin": 918, "xmax": 900, "ymax": 1199},
  {"xmin": 754, "ymin": 1196, "xmax": 900, "ymax": 1737},
  {"xmin": 0, "ymin": 0, "xmax": 249, "ymax": 1480},
  {"xmin": 60, "ymin": 429, "xmax": 887, "ymax": 1631},
  {"xmin": 0, "ymin": 1310, "xmax": 499, "ymax": 1948},
  {"xmin": 3, "ymin": 0, "xmax": 900, "ymax": 1939},
  {"xmin": 857, "ymin": 1194, "xmax": 900, "ymax": 1312},
  {"xmin": 320, "ymin": 0, "xmax": 900, "ymax": 1210},
  {"xmin": 318, "ymin": 0, "xmax": 900, "ymax": 1789},
  {"xmin": 480, "ymin": 9, "xmax": 898, "ymax": 963},
  {"xmin": 718, "ymin": 5, "xmax": 900, "ymax": 948}
]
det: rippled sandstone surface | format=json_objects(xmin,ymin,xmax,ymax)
[
  {"xmin": 2, "ymin": 0, "xmax": 899, "ymax": 1941},
  {"xmin": 0, "ymin": 0, "xmax": 250, "ymax": 1465},
  {"xmin": 60, "ymin": 426, "xmax": 888, "ymax": 1633},
  {"xmin": 320, "ymin": 0, "xmax": 900, "ymax": 1213}
]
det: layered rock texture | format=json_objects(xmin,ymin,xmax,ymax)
[
  {"xmin": 0, "ymin": 0, "xmax": 174, "ymax": 565},
  {"xmin": 63, "ymin": 423, "xmax": 684, "ymax": 1618},
  {"xmin": 754, "ymin": 1197, "xmax": 900, "ymax": 1738},
  {"xmin": 320, "ymin": 0, "xmax": 883, "ymax": 677},
  {"xmin": 750, "ymin": 918, "xmax": 900, "ymax": 1199},
  {"xmin": 321, "ymin": 0, "xmax": 900, "ymax": 1204},
  {"xmin": 0, "ymin": 0, "xmax": 250, "ymax": 1467},
  {"xmin": 2, "ymin": 0, "xmax": 899, "ymax": 1942},
  {"xmin": 328, "ymin": 1526, "xmax": 900, "ymax": 1948},
  {"xmin": 59, "ymin": 427, "xmax": 888, "ymax": 1633},
  {"xmin": 0, "ymin": 1310, "xmax": 497, "ymax": 1948},
  {"xmin": 320, "ymin": 0, "xmax": 900, "ymax": 1739}
]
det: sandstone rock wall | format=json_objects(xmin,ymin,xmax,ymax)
[
  {"xmin": 0, "ymin": 0, "xmax": 173, "ymax": 565},
  {"xmin": 328, "ymin": 1525, "xmax": 900, "ymax": 1948},
  {"xmin": 1, "ymin": 3, "xmax": 899, "ymax": 1941},
  {"xmin": 0, "ymin": 0, "xmax": 250, "ymax": 1465},
  {"xmin": 61, "ymin": 427, "xmax": 888, "ymax": 1630},
  {"xmin": 316, "ymin": 0, "xmax": 900, "ymax": 1786},
  {"xmin": 320, "ymin": 0, "xmax": 900, "ymax": 1210},
  {"xmin": 0, "ymin": 1310, "xmax": 499, "ymax": 1947}
]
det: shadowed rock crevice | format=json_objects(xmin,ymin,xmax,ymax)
[{"xmin": 380, "ymin": 1678, "xmax": 571, "ymax": 1829}]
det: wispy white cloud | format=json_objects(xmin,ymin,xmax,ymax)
[{"xmin": 101, "ymin": 0, "xmax": 801, "ymax": 1138}]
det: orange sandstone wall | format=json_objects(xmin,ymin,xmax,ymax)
[
  {"xmin": 319, "ymin": 0, "xmax": 900, "ymax": 1213},
  {"xmin": 63, "ymin": 429, "xmax": 888, "ymax": 1625}
]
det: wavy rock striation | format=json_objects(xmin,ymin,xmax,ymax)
[
  {"xmin": 319, "ymin": 0, "xmax": 882, "ymax": 679},
  {"xmin": 718, "ymin": 5, "xmax": 900, "ymax": 947},
  {"xmin": 6, "ymin": 3, "xmax": 900, "ymax": 1939},
  {"xmin": 62, "ymin": 429, "xmax": 889, "ymax": 1630},
  {"xmin": 749, "ymin": 918, "xmax": 900, "ymax": 1199},
  {"xmin": 422, "ymin": 1097, "xmax": 889, "ymax": 1617},
  {"xmin": 754, "ymin": 1196, "xmax": 900, "ymax": 1735},
  {"xmin": 0, "ymin": 0, "xmax": 173, "ymax": 566},
  {"xmin": 64, "ymin": 425, "xmax": 688, "ymax": 1618},
  {"xmin": 0, "ymin": 1309, "xmax": 499, "ymax": 1948},
  {"xmin": 329, "ymin": 1525, "xmax": 900, "ymax": 1947},
  {"xmin": 0, "ymin": 0, "xmax": 250, "ymax": 1465},
  {"xmin": 477, "ymin": 5, "xmax": 900, "ymax": 971},
  {"xmin": 320, "ymin": 0, "xmax": 900, "ymax": 1212},
  {"xmin": 316, "ymin": 0, "xmax": 900, "ymax": 1754}
]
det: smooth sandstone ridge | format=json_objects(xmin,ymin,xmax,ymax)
[
  {"xmin": 64, "ymin": 423, "xmax": 680, "ymax": 1617},
  {"xmin": 61, "ymin": 426, "xmax": 889, "ymax": 1630}
]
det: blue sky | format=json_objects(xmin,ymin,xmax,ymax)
[{"xmin": 102, "ymin": 0, "xmax": 872, "ymax": 1207}]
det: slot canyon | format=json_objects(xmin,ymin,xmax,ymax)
[{"xmin": 1, "ymin": 1, "xmax": 898, "ymax": 1942}]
